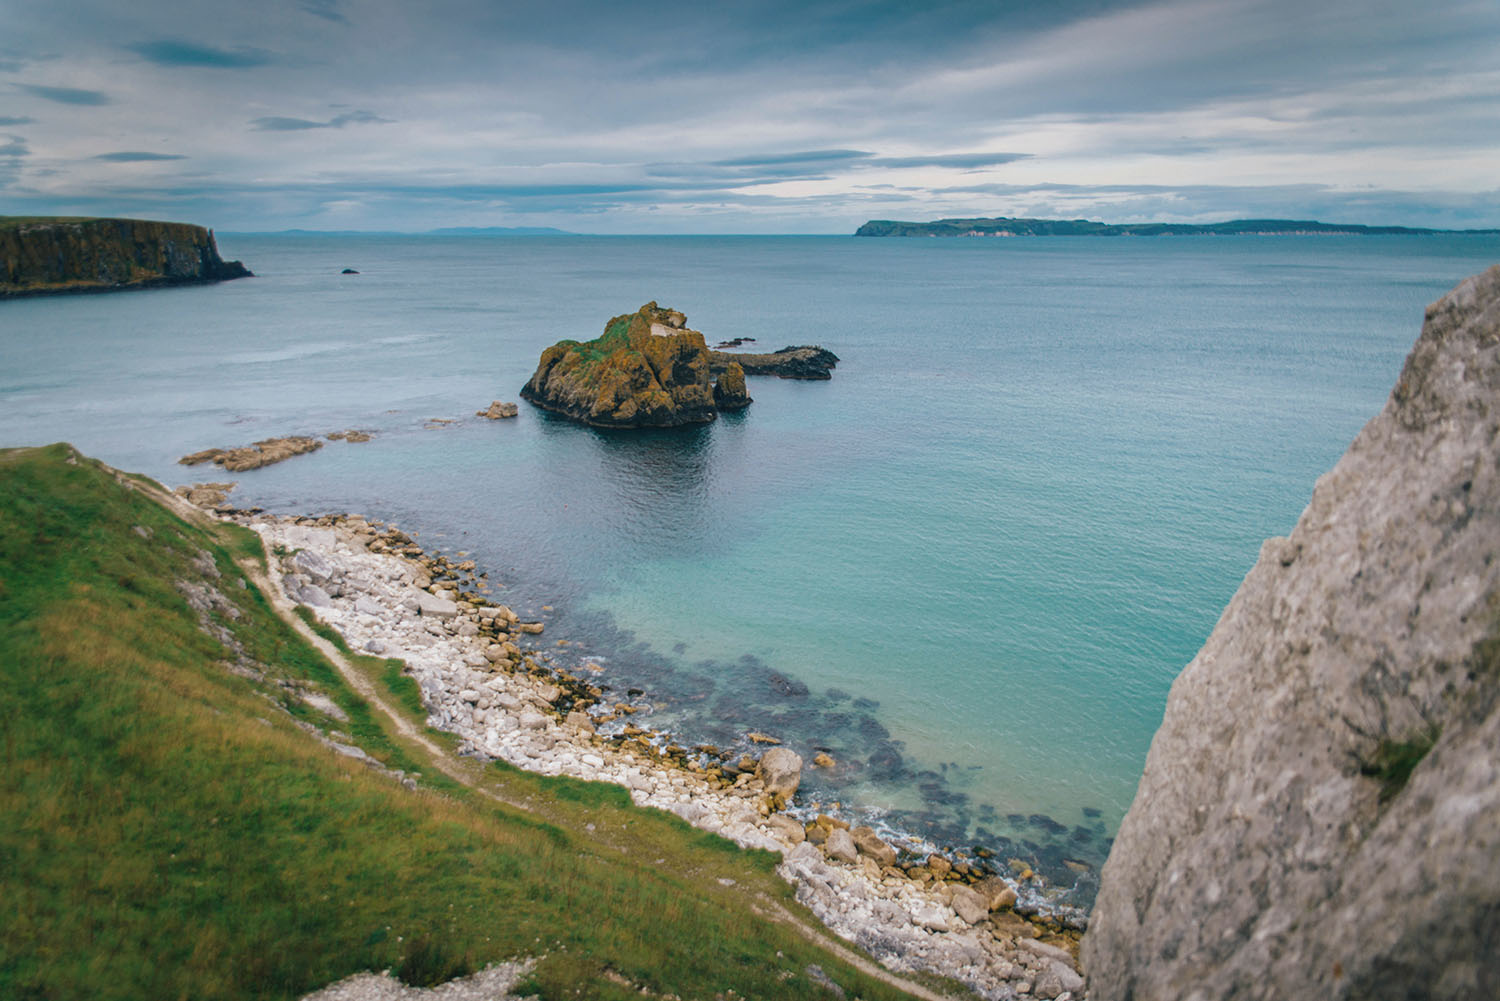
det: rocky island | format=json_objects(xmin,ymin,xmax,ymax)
[
  {"xmin": 0, "ymin": 216, "xmax": 251, "ymax": 298},
  {"xmin": 520, "ymin": 302, "xmax": 836, "ymax": 428}
]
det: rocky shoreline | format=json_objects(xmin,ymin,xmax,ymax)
[{"xmin": 232, "ymin": 507, "xmax": 1088, "ymax": 1000}]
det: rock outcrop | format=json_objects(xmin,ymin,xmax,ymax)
[
  {"xmin": 709, "ymin": 345, "xmax": 839, "ymax": 380},
  {"xmin": 520, "ymin": 303, "xmax": 759, "ymax": 428},
  {"xmin": 712, "ymin": 361, "xmax": 751, "ymax": 410},
  {"xmin": 0, "ymin": 217, "xmax": 251, "ymax": 297},
  {"xmin": 180, "ymin": 436, "xmax": 323, "ymax": 472},
  {"xmin": 1083, "ymin": 265, "xmax": 1500, "ymax": 1000}
]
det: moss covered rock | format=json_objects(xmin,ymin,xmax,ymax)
[
  {"xmin": 713, "ymin": 361, "xmax": 751, "ymax": 410},
  {"xmin": 521, "ymin": 302, "xmax": 750, "ymax": 428}
]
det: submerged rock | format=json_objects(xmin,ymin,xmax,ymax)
[{"xmin": 1083, "ymin": 265, "xmax": 1500, "ymax": 1000}]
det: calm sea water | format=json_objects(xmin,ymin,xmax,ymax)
[{"xmin": 5, "ymin": 233, "xmax": 1497, "ymax": 903}]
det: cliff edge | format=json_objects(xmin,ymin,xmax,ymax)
[
  {"xmin": 0, "ymin": 216, "xmax": 251, "ymax": 298},
  {"xmin": 1083, "ymin": 265, "xmax": 1500, "ymax": 999}
]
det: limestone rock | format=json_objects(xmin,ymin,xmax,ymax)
[
  {"xmin": 950, "ymin": 885, "xmax": 988, "ymax": 925},
  {"xmin": 1083, "ymin": 265, "xmax": 1500, "ymax": 1001},
  {"xmin": 756, "ymin": 747, "xmax": 803, "ymax": 801},
  {"xmin": 415, "ymin": 591, "xmax": 458, "ymax": 619},
  {"xmin": 824, "ymin": 827, "xmax": 858, "ymax": 865},
  {"xmin": 850, "ymin": 825, "xmax": 897, "ymax": 867},
  {"xmin": 973, "ymin": 876, "xmax": 1017, "ymax": 911},
  {"xmin": 766, "ymin": 813, "xmax": 805, "ymax": 844}
]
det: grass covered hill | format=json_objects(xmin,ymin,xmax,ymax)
[{"xmin": 0, "ymin": 443, "xmax": 929, "ymax": 1001}]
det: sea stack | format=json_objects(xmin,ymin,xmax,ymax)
[
  {"xmin": 1083, "ymin": 264, "xmax": 1500, "ymax": 1000},
  {"xmin": 0, "ymin": 217, "xmax": 251, "ymax": 298},
  {"xmin": 520, "ymin": 302, "xmax": 740, "ymax": 428}
]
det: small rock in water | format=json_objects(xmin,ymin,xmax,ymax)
[{"xmin": 476, "ymin": 400, "xmax": 519, "ymax": 419}]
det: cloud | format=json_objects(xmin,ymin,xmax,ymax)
[
  {"xmin": 16, "ymin": 83, "xmax": 109, "ymax": 105},
  {"xmin": 93, "ymin": 151, "xmax": 188, "ymax": 162},
  {"xmin": 714, "ymin": 149, "xmax": 871, "ymax": 167},
  {"xmin": 871, "ymin": 152, "xmax": 1031, "ymax": 169},
  {"xmin": 0, "ymin": 134, "xmax": 29, "ymax": 157},
  {"xmin": 250, "ymin": 110, "xmax": 392, "ymax": 131},
  {"xmin": 0, "ymin": 116, "xmax": 35, "ymax": 125},
  {"xmin": 126, "ymin": 40, "xmax": 276, "ymax": 68},
  {"xmin": 299, "ymin": 0, "xmax": 348, "ymax": 24}
]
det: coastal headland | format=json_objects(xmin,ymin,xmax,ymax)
[
  {"xmin": 855, "ymin": 216, "xmax": 1500, "ymax": 238},
  {"xmin": 0, "ymin": 216, "xmax": 251, "ymax": 298}
]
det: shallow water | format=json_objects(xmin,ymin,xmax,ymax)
[{"xmin": 5, "ymin": 232, "xmax": 1497, "ymax": 901}]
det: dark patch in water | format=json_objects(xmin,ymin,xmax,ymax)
[
  {"xmin": 1082, "ymin": 806, "xmax": 1103, "ymax": 819},
  {"xmin": 1071, "ymin": 825, "xmax": 1095, "ymax": 843},
  {"xmin": 768, "ymin": 672, "xmax": 809, "ymax": 697},
  {"xmin": 1007, "ymin": 813, "xmax": 1027, "ymax": 826},
  {"xmin": 672, "ymin": 641, "xmax": 687, "ymax": 654},
  {"xmin": 1029, "ymin": 813, "xmax": 1068, "ymax": 834},
  {"xmin": 853, "ymin": 697, "xmax": 879, "ymax": 710},
  {"xmin": 826, "ymin": 687, "xmax": 852, "ymax": 701}
]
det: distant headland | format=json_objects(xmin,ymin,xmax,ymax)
[
  {"xmin": 854, "ymin": 216, "xmax": 1500, "ymax": 238},
  {"xmin": 0, "ymin": 216, "xmax": 251, "ymax": 298}
]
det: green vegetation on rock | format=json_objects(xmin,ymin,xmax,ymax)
[
  {"xmin": 520, "ymin": 302, "xmax": 731, "ymax": 427},
  {"xmin": 0, "ymin": 443, "xmax": 923, "ymax": 1001},
  {"xmin": 0, "ymin": 216, "xmax": 251, "ymax": 298}
]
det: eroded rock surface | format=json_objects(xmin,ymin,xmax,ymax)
[{"xmin": 1083, "ymin": 265, "xmax": 1500, "ymax": 1001}]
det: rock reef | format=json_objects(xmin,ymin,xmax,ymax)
[
  {"xmin": 520, "ymin": 303, "xmax": 834, "ymax": 427},
  {"xmin": 1083, "ymin": 264, "xmax": 1500, "ymax": 1000},
  {"xmin": 709, "ymin": 344, "xmax": 839, "ymax": 380},
  {"xmin": 0, "ymin": 217, "xmax": 251, "ymax": 298}
]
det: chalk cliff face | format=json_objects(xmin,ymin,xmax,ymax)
[
  {"xmin": 0, "ymin": 217, "xmax": 251, "ymax": 297},
  {"xmin": 1083, "ymin": 265, "xmax": 1500, "ymax": 1000}
]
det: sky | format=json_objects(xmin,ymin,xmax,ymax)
[{"xmin": 1, "ymin": 0, "xmax": 1497, "ymax": 233}]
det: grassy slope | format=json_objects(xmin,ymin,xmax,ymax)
[{"xmin": 0, "ymin": 444, "xmax": 925, "ymax": 1001}]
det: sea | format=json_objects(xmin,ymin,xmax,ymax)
[{"xmin": 5, "ymin": 232, "xmax": 1497, "ymax": 907}]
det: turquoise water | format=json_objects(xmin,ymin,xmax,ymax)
[{"xmin": 4, "ymin": 233, "xmax": 1497, "ymax": 900}]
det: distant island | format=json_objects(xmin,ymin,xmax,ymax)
[
  {"xmin": 427, "ymin": 226, "xmax": 576, "ymax": 236},
  {"xmin": 854, "ymin": 216, "xmax": 1500, "ymax": 238},
  {"xmin": 0, "ymin": 216, "xmax": 251, "ymax": 298}
]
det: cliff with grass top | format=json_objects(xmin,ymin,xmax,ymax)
[
  {"xmin": 1083, "ymin": 265, "xmax": 1500, "ymax": 999},
  {"xmin": 0, "ymin": 216, "xmax": 251, "ymax": 298},
  {"xmin": 0, "ymin": 442, "xmax": 925, "ymax": 1001}
]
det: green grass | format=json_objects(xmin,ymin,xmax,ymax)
[{"xmin": 0, "ymin": 444, "xmax": 921, "ymax": 1001}]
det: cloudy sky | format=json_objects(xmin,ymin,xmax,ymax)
[{"xmin": 2, "ymin": 0, "xmax": 1497, "ymax": 232}]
